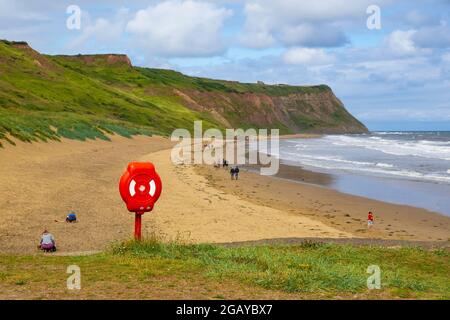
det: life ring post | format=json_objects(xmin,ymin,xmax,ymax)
[{"xmin": 134, "ymin": 212, "xmax": 143, "ymax": 241}]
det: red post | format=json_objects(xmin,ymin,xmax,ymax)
[{"xmin": 134, "ymin": 213, "xmax": 142, "ymax": 241}]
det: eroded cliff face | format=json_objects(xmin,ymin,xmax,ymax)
[
  {"xmin": 44, "ymin": 47, "xmax": 366, "ymax": 133},
  {"xmin": 172, "ymin": 88, "xmax": 368, "ymax": 134},
  {"xmin": 53, "ymin": 54, "xmax": 132, "ymax": 67}
]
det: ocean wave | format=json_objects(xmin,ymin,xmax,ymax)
[
  {"xmin": 285, "ymin": 154, "xmax": 394, "ymax": 168},
  {"xmin": 418, "ymin": 140, "xmax": 450, "ymax": 146},
  {"xmin": 281, "ymin": 155, "xmax": 450, "ymax": 183},
  {"xmin": 374, "ymin": 131, "xmax": 413, "ymax": 135},
  {"xmin": 327, "ymin": 135, "xmax": 450, "ymax": 161},
  {"xmin": 376, "ymin": 163, "xmax": 394, "ymax": 168}
]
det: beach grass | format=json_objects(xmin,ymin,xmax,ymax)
[{"xmin": 1, "ymin": 238, "xmax": 448, "ymax": 299}]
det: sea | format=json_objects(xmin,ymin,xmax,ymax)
[{"xmin": 275, "ymin": 132, "xmax": 450, "ymax": 216}]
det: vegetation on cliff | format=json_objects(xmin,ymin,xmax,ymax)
[{"xmin": 0, "ymin": 40, "xmax": 367, "ymax": 146}]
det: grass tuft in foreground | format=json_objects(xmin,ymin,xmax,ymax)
[
  {"xmin": 1, "ymin": 237, "xmax": 448, "ymax": 299},
  {"xmin": 112, "ymin": 238, "xmax": 449, "ymax": 298}
]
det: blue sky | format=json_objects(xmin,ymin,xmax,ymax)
[{"xmin": 1, "ymin": 0, "xmax": 450, "ymax": 131}]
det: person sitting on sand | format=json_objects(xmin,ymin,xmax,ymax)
[
  {"xmin": 66, "ymin": 211, "xmax": 77, "ymax": 223},
  {"xmin": 367, "ymin": 211, "xmax": 374, "ymax": 228},
  {"xmin": 230, "ymin": 167, "xmax": 235, "ymax": 180},
  {"xmin": 39, "ymin": 230, "xmax": 56, "ymax": 252}
]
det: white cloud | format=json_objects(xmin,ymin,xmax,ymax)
[
  {"xmin": 239, "ymin": 2, "xmax": 274, "ymax": 48},
  {"xmin": 68, "ymin": 8, "xmax": 129, "ymax": 50},
  {"xmin": 383, "ymin": 23, "xmax": 450, "ymax": 59},
  {"xmin": 282, "ymin": 47, "xmax": 334, "ymax": 65},
  {"xmin": 385, "ymin": 30, "xmax": 417, "ymax": 56},
  {"xmin": 383, "ymin": 24, "xmax": 450, "ymax": 57},
  {"xmin": 240, "ymin": 0, "xmax": 385, "ymax": 48},
  {"xmin": 126, "ymin": 0, "xmax": 232, "ymax": 57}
]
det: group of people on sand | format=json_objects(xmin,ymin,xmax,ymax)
[
  {"xmin": 230, "ymin": 166, "xmax": 240, "ymax": 180},
  {"xmin": 38, "ymin": 211, "xmax": 77, "ymax": 253},
  {"xmin": 214, "ymin": 158, "xmax": 229, "ymax": 168},
  {"xmin": 213, "ymin": 158, "xmax": 240, "ymax": 180}
]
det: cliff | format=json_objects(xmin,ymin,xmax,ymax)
[{"xmin": 0, "ymin": 40, "xmax": 367, "ymax": 145}]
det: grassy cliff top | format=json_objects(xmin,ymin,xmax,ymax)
[{"xmin": 49, "ymin": 51, "xmax": 331, "ymax": 96}]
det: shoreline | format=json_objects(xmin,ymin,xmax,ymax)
[
  {"xmin": 272, "ymin": 132, "xmax": 450, "ymax": 215},
  {"xmin": 244, "ymin": 161, "xmax": 450, "ymax": 216}
]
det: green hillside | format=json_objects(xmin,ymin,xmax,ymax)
[
  {"xmin": 0, "ymin": 40, "xmax": 367, "ymax": 147},
  {"xmin": 0, "ymin": 41, "xmax": 220, "ymax": 146}
]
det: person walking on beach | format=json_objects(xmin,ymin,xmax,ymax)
[
  {"xmin": 39, "ymin": 230, "xmax": 56, "ymax": 252},
  {"xmin": 234, "ymin": 166, "xmax": 240, "ymax": 180},
  {"xmin": 230, "ymin": 167, "xmax": 235, "ymax": 180},
  {"xmin": 367, "ymin": 211, "xmax": 374, "ymax": 228}
]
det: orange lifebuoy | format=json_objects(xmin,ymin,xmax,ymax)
[{"xmin": 119, "ymin": 162, "xmax": 162, "ymax": 214}]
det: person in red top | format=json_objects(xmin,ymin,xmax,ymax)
[{"xmin": 367, "ymin": 211, "xmax": 374, "ymax": 228}]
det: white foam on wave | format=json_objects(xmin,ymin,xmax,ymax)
[
  {"xmin": 283, "ymin": 155, "xmax": 450, "ymax": 183},
  {"xmin": 327, "ymin": 135, "xmax": 450, "ymax": 161},
  {"xmin": 375, "ymin": 131, "xmax": 412, "ymax": 135},
  {"xmin": 277, "ymin": 134, "xmax": 450, "ymax": 184},
  {"xmin": 418, "ymin": 140, "xmax": 450, "ymax": 146},
  {"xmin": 281, "ymin": 153, "xmax": 404, "ymax": 176},
  {"xmin": 376, "ymin": 163, "xmax": 394, "ymax": 168}
]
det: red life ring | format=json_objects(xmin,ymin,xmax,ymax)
[{"xmin": 119, "ymin": 162, "xmax": 162, "ymax": 214}]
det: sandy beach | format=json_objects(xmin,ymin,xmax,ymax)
[
  {"xmin": 195, "ymin": 164, "xmax": 450, "ymax": 242},
  {"xmin": 0, "ymin": 135, "xmax": 449, "ymax": 254}
]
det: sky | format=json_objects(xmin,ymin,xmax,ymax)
[{"xmin": 1, "ymin": 0, "xmax": 450, "ymax": 131}]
